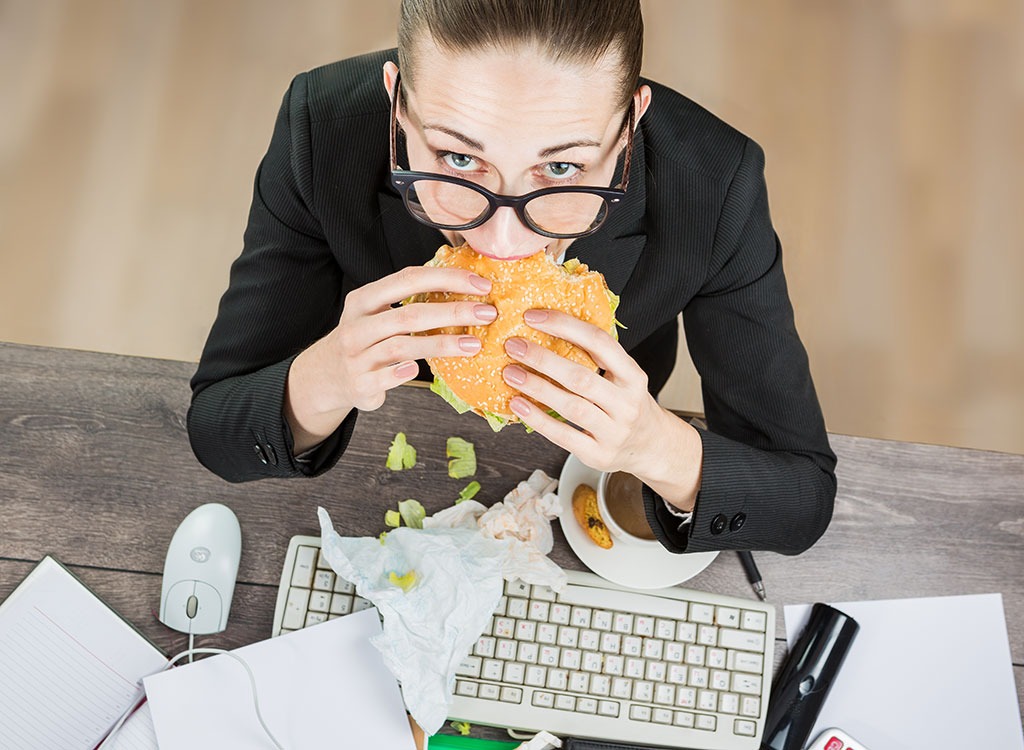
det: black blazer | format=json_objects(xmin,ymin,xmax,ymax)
[{"xmin": 188, "ymin": 50, "xmax": 836, "ymax": 555}]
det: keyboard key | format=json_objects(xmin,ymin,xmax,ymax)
[
  {"xmin": 698, "ymin": 689, "xmax": 718, "ymax": 712},
  {"xmin": 516, "ymin": 620, "xmax": 537, "ymax": 642},
  {"xmin": 532, "ymin": 691, "xmax": 554, "ymax": 708},
  {"xmin": 698, "ymin": 625, "xmax": 718, "ymax": 646},
  {"xmin": 655, "ymin": 619, "xmax": 676, "ymax": 640},
  {"xmin": 507, "ymin": 580, "xmax": 530, "ymax": 597},
  {"xmin": 456, "ymin": 680, "xmax": 478, "ymax": 697},
  {"xmin": 482, "ymin": 659, "xmax": 504, "ymax": 681},
  {"xmin": 532, "ymin": 585, "xmax": 556, "ymax": 601},
  {"xmin": 719, "ymin": 692, "xmax": 740, "ymax": 714},
  {"xmin": 333, "ymin": 576, "xmax": 355, "ymax": 595},
  {"xmin": 497, "ymin": 639, "xmax": 517, "ymax": 660},
  {"xmin": 741, "ymin": 610, "xmax": 767, "ymax": 631},
  {"xmin": 711, "ymin": 670, "xmax": 730, "ymax": 691},
  {"xmin": 560, "ymin": 649, "xmax": 581, "ymax": 670},
  {"xmin": 353, "ymin": 596, "xmax": 374, "ymax": 612},
  {"xmin": 654, "ymin": 683, "xmax": 675, "ymax": 705},
  {"xmin": 582, "ymin": 651, "xmax": 603, "ymax": 673},
  {"xmin": 315, "ymin": 549, "xmax": 332, "ymax": 570},
  {"xmin": 600, "ymin": 632, "xmax": 621, "ymax": 653},
  {"xmin": 456, "ymin": 656, "xmax": 482, "ymax": 678},
  {"xmin": 550, "ymin": 603, "xmax": 571, "ymax": 625},
  {"xmin": 479, "ymin": 683, "xmax": 500, "ymax": 701},
  {"xmin": 304, "ymin": 611, "xmax": 327, "ymax": 627},
  {"xmin": 500, "ymin": 686, "xmax": 523, "ymax": 704},
  {"xmin": 673, "ymin": 710, "xmax": 695, "ymax": 727},
  {"xmin": 689, "ymin": 603, "xmax": 715, "ymax": 624},
  {"xmin": 591, "ymin": 610, "xmax": 613, "ymax": 631},
  {"xmin": 707, "ymin": 648, "xmax": 727, "ymax": 669},
  {"xmin": 569, "ymin": 671, "xmax": 590, "ymax": 693},
  {"xmin": 494, "ymin": 597, "xmax": 508, "ymax": 617},
  {"xmin": 741, "ymin": 695, "xmax": 761, "ymax": 717},
  {"xmin": 695, "ymin": 714, "xmax": 717, "ymax": 731},
  {"xmin": 731, "ymin": 673, "xmax": 762, "ymax": 695},
  {"xmin": 664, "ymin": 642, "xmax": 684, "ymax": 663},
  {"xmin": 329, "ymin": 593, "xmax": 353, "ymax": 615},
  {"xmin": 719, "ymin": 628, "xmax": 765, "ymax": 653},
  {"xmin": 727, "ymin": 650, "xmax": 764, "ymax": 674},
  {"xmin": 603, "ymin": 654, "xmax": 624, "ymax": 676},
  {"xmin": 611, "ymin": 677, "xmax": 632, "ymax": 698},
  {"xmin": 625, "ymin": 658, "xmax": 645, "ymax": 678},
  {"xmin": 494, "ymin": 618, "xmax": 515, "ymax": 639},
  {"xmin": 570, "ymin": 606, "xmax": 592, "ymax": 628},
  {"xmin": 546, "ymin": 669, "xmax": 568, "ymax": 691},
  {"xmin": 689, "ymin": 668, "xmax": 709, "ymax": 688},
  {"xmin": 643, "ymin": 639, "xmax": 664, "ymax": 660},
  {"xmin": 632, "ymin": 680, "xmax": 654, "ymax": 702},
  {"xmin": 622, "ymin": 636, "xmax": 643, "ymax": 657},
  {"xmin": 735, "ymin": 718, "xmax": 757, "ymax": 737},
  {"xmin": 517, "ymin": 642, "xmax": 539, "ymax": 664},
  {"xmin": 557, "ymin": 626, "xmax": 579, "ymax": 648},
  {"xmin": 308, "ymin": 591, "xmax": 331, "ymax": 613},
  {"xmin": 555, "ymin": 694, "xmax": 577, "ymax": 711},
  {"xmin": 685, "ymin": 645, "xmax": 706, "ymax": 666},
  {"xmin": 474, "ymin": 636, "xmax": 496, "ymax": 658},
  {"xmin": 598, "ymin": 700, "xmax": 620, "ymax": 718},
  {"xmin": 634, "ymin": 615, "xmax": 655, "ymax": 637},
  {"xmin": 667, "ymin": 664, "xmax": 687, "ymax": 685},
  {"xmin": 613, "ymin": 613, "xmax": 634, "ymax": 634},
  {"xmin": 715, "ymin": 606, "xmax": 740, "ymax": 628},
  {"xmin": 539, "ymin": 646, "xmax": 560, "ymax": 666},
  {"xmin": 536, "ymin": 623, "xmax": 558, "ymax": 644},
  {"xmin": 528, "ymin": 601, "xmax": 550, "ymax": 621},
  {"xmin": 589, "ymin": 674, "xmax": 611, "ymax": 697},
  {"xmin": 652, "ymin": 708, "xmax": 673, "ymax": 724},
  {"xmin": 629, "ymin": 705, "xmax": 651, "ymax": 722},
  {"xmin": 313, "ymin": 570, "xmax": 335, "ymax": 591},
  {"xmin": 525, "ymin": 666, "xmax": 547, "ymax": 687},
  {"xmin": 283, "ymin": 587, "xmax": 310, "ymax": 630},
  {"xmin": 291, "ymin": 546, "xmax": 317, "ymax": 588},
  {"xmin": 579, "ymin": 630, "xmax": 600, "ymax": 651},
  {"xmin": 645, "ymin": 661, "xmax": 666, "ymax": 682},
  {"xmin": 576, "ymin": 697, "xmax": 598, "ymax": 714},
  {"xmin": 507, "ymin": 598, "xmax": 529, "ymax": 619},
  {"xmin": 503, "ymin": 662, "xmax": 525, "ymax": 685},
  {"xmin": 677, "ymin": 622, "xmax": 697, "ymax": 643}
]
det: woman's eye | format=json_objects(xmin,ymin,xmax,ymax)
[
  {"xmin": 441, "ymin": 152, "xmax": 478, "ymax": 171},
  {"xmin": 543, "ymin": 162, "xmax": 581, "ymax": 179}
]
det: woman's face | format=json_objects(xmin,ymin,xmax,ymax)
[{"xmin": 385, "ymin": 40, "xmax": 649, "ymax": 261}]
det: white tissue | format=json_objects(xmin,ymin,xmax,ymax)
[{"xmin": 317, "ymin": 469, "xmax": 565, "ymax": 736}]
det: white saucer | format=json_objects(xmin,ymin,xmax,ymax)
[{"xmin": 557, "ymin": 454, "xmax": 718, "ymax": 590}]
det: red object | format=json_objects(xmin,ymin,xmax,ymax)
[{"xmin": 824, "ymin": 738, "xmax": 845, "ymax": 750}]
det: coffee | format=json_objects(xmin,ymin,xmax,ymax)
[{"xmin": 603, "ymin": 471, "xmax": 656, "ymax": 540}]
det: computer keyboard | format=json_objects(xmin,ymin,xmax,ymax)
[{"xmin": 273, "ymin": 535, "xmax": 775, "ymax": 750}]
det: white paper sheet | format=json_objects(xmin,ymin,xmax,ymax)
[
  {"xmin": 0, "ymin": 557, "xmax": 166, "ymax": 749},
  {"xmin": 784, "ymin": 594, "xmax": 1024, "ymax": 750},
  {"xmin": 103, "ymin": 702, "xmax": 158, "ymax": 750},
  {"xmin": 144, "ymin": 609, "xmax": 417, "ymax": 750}
]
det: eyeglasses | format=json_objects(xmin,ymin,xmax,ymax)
[{"xmin": 389, "ymin": 72, "xmax": 634, "ymax": 240}]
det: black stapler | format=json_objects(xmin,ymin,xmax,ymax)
[{"xmin": 761, "ymin": 603, "xmax": 860, "ymax": 750}]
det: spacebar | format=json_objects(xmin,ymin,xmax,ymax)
[{"xmin": 557, "ymin": 583, "xmax": 689, "ymax": 620}]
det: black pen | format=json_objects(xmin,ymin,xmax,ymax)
[{"xmin": 737, "ymin": 550, "xmax": 766, "ymax": 600}]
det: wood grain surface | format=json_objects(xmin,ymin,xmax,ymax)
[{"xmin": 2, "ymin": 341, "xmax": 1022, "ymax": 723}]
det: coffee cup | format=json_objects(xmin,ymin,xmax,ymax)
[{"xmin": 597, "ymin": 470, "xmax": 660, "ymax": 548}]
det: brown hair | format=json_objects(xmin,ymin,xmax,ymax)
[{"xmin": 397, "ymin": 0, "xmax": 643, "ymax": 111}]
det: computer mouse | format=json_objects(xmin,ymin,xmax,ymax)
[{"xmin": 159, "ymin": 502, "xmax": 241, "ymax": 635}]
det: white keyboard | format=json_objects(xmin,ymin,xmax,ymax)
[{"xmin": 273, "ymin": 535, "xmax": 775, "ymax": 750}]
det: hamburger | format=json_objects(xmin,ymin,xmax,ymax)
[{"xmin": 407, "ymin": 243, "xmax": 621, "ymax": 431}]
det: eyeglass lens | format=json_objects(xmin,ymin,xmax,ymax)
[{"xmin": 405, "ymin": 179, "xmax": 608, "ymax": 236}]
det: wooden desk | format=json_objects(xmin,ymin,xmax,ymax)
[{"xmin": 2, "ymin": 341, "xmax": 1022, "ymax": 723}]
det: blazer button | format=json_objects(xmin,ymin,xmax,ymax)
[
  {"xmin": 254, "ymin": 444, "xmax": 268, "ymax": 464},
  {"xmin": 710, "ymin": 514, "xmax": 728, "ymax": 535},
  {"xmin": 265, "ymin": 444, "xmax": 278, "ymax": 466},
  {"xmin": 730, "ymin": 513, "xmax": 746, "ymax": 531}
]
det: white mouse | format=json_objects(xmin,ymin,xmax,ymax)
[{"xmin": 159, "ymin": 502, "xmax": 241, "ymax": 635}]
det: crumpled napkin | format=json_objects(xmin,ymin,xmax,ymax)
[{"xmin": 317, "ymin": 469, "xmax": 565, "ymax": 736}]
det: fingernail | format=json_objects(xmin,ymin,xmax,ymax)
[
  {"xmin": 474, "ymin": 304, "xmax": 497, "ymax": 322},
  {"xmin": 459, "ymin": 336, "xmax": 481, "ymax": 353},
  {"xmin": 394, "ymin": 361, "xmax": 418, "ymax": 378},
  {"xmin": 469, "ymin": 274, "xmax": 492, "ymax": 293},
  {"xmin": 505, "ymin": 337, "xmax": 527, "ymax": 358},
  {"xmin": 509, "ymin": 397, "xmax": 531, "ymax": 417},
  {"xmin": 524, "ymin": 309, "xmax": 548, "ymax": 324},
  {"xmin": 504, "ymin": 365, "xmax": 527, "ymax": 385}
]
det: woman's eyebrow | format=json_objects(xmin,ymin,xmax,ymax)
[
  {"xmin": 538, "ymin": 139, "xmax": 602, "ymax": 158},
  {"xmin": 423, "ymin": 123, "xmax": 484, "ymax": 151}
]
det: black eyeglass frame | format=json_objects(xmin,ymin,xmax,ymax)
[{"xmin": 388, "ymin": 72, "xmax": 635, "ymax": 240}]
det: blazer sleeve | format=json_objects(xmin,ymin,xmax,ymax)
[
  {"xmin": 187, "ymin": 73, "xmax": 356, "ymax": 482},
  {"xmin": 645, "ymin": 137, "xmax": 837, "ymax": 555}
]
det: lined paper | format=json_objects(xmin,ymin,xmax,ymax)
[{"xmin": 0, "ymin": 557, "xmax": 166, "ymax": 749}]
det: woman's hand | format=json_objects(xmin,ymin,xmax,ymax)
[
  {"xmin": 285, "ymin": 266, "xmax": 495, "ymax": 453},
  {"xmin": 502, "ymin": 309, "xmax": 702, "ymax": 511}
]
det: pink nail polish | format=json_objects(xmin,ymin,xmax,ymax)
[
  {"xmin": 523, "ymin": 309, "xmax": 548, "ymax": 324},
  {"xmin": 510, "ymin": 397, "xmax": 531, "ymax": 417},
  {"xmin": 474, "ymin": 304, "xmax": 497, "ymax": 322},
  {"xmin": 459, "ymin": 336, "xmax": 481, "ymax": 353},
  {"xmin": 504, "ymin": 365, "xmax": 526, "ymax": 385},
  {"xmin": 394, "ymin": 361, "xmax": 418, "ymax": 378},
  {"xmin": 505, "ymin": 338, "xmax": 527, "ymax": 358},
  {"xmin": 469, "ymin": 274, "xmax": 492, "ymax": 293}
]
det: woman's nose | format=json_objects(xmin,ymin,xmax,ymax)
[{"xmin": 466, "ymin": 206, "xmax": 548, "ymax": 260}]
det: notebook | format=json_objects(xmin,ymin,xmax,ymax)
[{"xmin": 0, "ymin": 556, "xmax": 167, "ymax": 749}]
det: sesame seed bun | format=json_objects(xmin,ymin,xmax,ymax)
[{"xmin": 408, "ymin": 243, "xmax": 619, "ymax": 430}]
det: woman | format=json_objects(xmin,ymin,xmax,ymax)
[{"xmin": 188, "ymin": 0, "xmax": 836, "ymax": 555}]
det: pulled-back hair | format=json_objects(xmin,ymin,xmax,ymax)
[{"xmin": 397, "ymin": 0, "xmax": 643, "ymax": 111}]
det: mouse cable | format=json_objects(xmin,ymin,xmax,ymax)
[{"xmin": 98, "ymin": 644, "xmax": 285, "ymax": 750}]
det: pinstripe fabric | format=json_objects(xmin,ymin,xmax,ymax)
[{"xmin": 188, "ymin": 50, "xmax": 835, "ymax": 555}]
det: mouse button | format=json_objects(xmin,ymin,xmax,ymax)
[
  {"xmin": 190, "ymin": 581, "xmax": 225, "ymax": 634},
  {"xmin": 186, "ymin": 594, "xmax": 199, "ymax": 618}
]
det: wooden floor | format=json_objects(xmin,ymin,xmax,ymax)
[{"xmin": 1, "ymin": 0, "xmax": 1022, "ymax": 455}]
